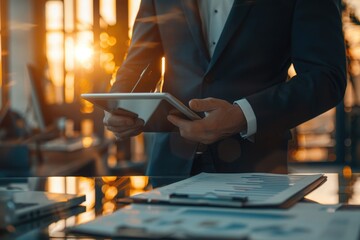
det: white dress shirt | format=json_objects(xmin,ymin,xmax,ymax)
[{"xmin": 197, "ymin": 0, "xmax": 257, "ymax": 137}]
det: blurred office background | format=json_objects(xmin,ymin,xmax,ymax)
[{"xmin": 0, "ymin": 0, "xmax": 359, "ymax": 177}]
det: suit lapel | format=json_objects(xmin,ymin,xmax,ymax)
[
  {"xmin": 181, "ymin": 0, "xmax": 210, "ymax": 63},
  {"xmin": 207, "ymin": 0, "xmax": 254, "ymax": 72}
]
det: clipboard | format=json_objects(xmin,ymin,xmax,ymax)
[
  {"xmin": 81, "ymin": 93, "xmax": 202, "ymax": 132},
  {"xmin": 119, "ymin": 173, "xmax": 327, "ymax": 209}
]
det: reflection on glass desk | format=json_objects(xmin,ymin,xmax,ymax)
[
  {"xmin": 0, "ymin": 172, "xmax": 359, "ymax": 239},
  {"xmin": 0, "ymin": 136, "xmax": 110, "ymax": 177}
]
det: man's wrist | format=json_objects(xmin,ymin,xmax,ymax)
[{"xmin": 234, "ymin": 99, "xmax": 257, "ymax": 138}]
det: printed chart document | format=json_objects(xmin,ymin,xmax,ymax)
[
  {"xmin": 68, "ymin": 203, "xmax": 360, "ymax": 240},
  {"xmin": 124, "ymin": 173, "xmax": 327, "ymax": 208}
]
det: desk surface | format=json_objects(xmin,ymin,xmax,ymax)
[
  {"xmin": 1, "ymin": 172, "xmax": 359, "ymax": 239},
  {"xmin": 0, "ymin": 137, "xmax": 110, "ymax": 177}
]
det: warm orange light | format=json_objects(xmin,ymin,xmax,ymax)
[
  {"xmin": 154, "ymin": 57, "xmax": 165, "ymax": 93},
  {"xmin": 46, "ymin": 1, "xmax": 65, "ymax": 104},
  {"xmin": 102, "ymin": 176, "xmax": 117, "ymax": 183},
  {"xmin": 75, "ymin": 44, "xmax": 94, "ymax": 68},
  {"xmin": 78, "ymin": 177, "xmax": 96, "ymax": 210},
  {"xmin": 101, "ymin": 53, "xmax": 114, "ymax": 63},
  {"xmin": 108, "ymin": 36, "xmax": 117, "ymax": 46},
  {"xmin": 65, "ymin": 37, "xmax": 75, "ymax": 71},
  {"xmin": 288, "ymin": 64, "xmax": 296, "ymax": 78},
  {"xmin": 293, "ymin": 148, "xmax": 328, "ymax": 162},
  {"xmin": 100, "ymin": 0, "xmax": 117, "ymax": 26},
  {"xmin": 107, "ymin": 155, "xmax": 117, "ymax": 168},
  {"xmin": 47, "ymin": 177, "xmax": 66, "ymax": 193},
  {"xmin": 77, "ymin": 0, "xmax": 93, "ymax": 30},
  {"xmin": 64, "ymin": 0, "xmax": 75, "ymax": 32},
  {"xmin": 81, "ymin": 99, "xmax": 94, "ymax": 113},
  {"xmin": 82, "ymin": 136, "xmax": 93, "ymax": 148},
  {"xmin": 77, "ymin": 210, "xmax": 96, "ymax": 224},
  {"xmin": 305, "ymin": 173, "xmax": 339, "ymax": 204},
  {"xmin": 103, "ymin": 201, "xmax": 116, "ymax": 214},
  {"xmin": 81, "ymin": 119, "xmax": 94, "ymax": 136},
  {"xmin": 104, "ymin": 186, "xmax": 118, "ymax": 200},
  {"xmin": 130, "ymin": 176, "xmax": 148, "ymax": 190},
  {"xmin": 109, "ymin": 67, "xmax": 119, "ymax": 86},
  {"xmin": 159, "ymin": 57, "xmax": 165, "ymax": 92},
  {"xmin": 102, "ymin": 184, "xmax": 109, "ymax": 193},
  {"xmin": 100, "ymin": 32, "xmax": 109, "ymax": 41},
  {"xmin": 103, "ymin": 61, "xmax": 116, "ymax": 74},
  {"xmin": 46, "ymin": 33, "xmax": 64, "ymax": 84},
  {"xmin": 46, "ymin": 1, "xmax": 64, "ymax": 30},
  {"xmin": 161, "ymin": 57, "xmax": 165, "ymax": 77},
  {"xmin": 128, "ymin": 0, "xmax": 141, "ymax": 38},
  {"xmin": 131, "ymin": 134, "xmax": 145, "ymax": 161},
  {"xmin": 48, "ymin": 220, "xmax": 66, "ymax": 236},
  {"xmin": 343, "ymin": 165, "xmax": 353, "ymax": 179},
  {"xmin": 66, "ymin": 177, "xmax": 77, "ymax": 194},
  {"xmin": 76, "ymin": 31, "xmax": 94, "ymax": 69},
  {"xmin": 65, "ymin": 72, "xmax": 75, "ymax": 103}
]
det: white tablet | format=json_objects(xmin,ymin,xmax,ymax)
[{"xmin": 81, "ymin": 93, "xmax": 202, "ymax": 132}]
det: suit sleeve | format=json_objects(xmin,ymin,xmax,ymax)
[
  {"xmin": 245, "ymin": 0, "xmax": 346, "ymax": 135},
  {"xmin": 110, "ymin": 0, "xmax": 163, "ymax": 93}
]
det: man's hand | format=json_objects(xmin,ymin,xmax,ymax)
[
  {"xmin": 103, "ymin": 111, "xmax": 144, "ymax": 140},
  {"xmin": 167, "ymin": 98, "xmax": 247, "ymax": 144}
]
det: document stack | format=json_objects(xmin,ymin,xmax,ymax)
[{"xmin": 69, "ymin": 173, "xmax": 360, "ymax": 240}]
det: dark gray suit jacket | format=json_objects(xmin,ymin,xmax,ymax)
[{"xmin": 111, "ymin": 0, "xmax": 346, "ymax": 177}]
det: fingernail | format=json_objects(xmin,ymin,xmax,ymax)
[{"xmin": 190, "ymin": 100, "xmax": 197, "ymax": 109}]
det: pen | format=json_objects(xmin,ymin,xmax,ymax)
[
  {"xmin": 130, "ymin": 64, "xmax": 152, "ymax": 93},
  {"xmin": 169, "ymin": 193, "xmax": 248, "ymax": 203},
  {"xmin": 117, "ymin": 197, "xmax": 170, "ymax": 205}
]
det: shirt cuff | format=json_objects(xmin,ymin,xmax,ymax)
[{"xmin": 234, "ymin": 99, "xmax": 257, "ymax": 138}]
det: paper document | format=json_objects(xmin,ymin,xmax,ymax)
[
  {"xmin": 68, "ymin": 203, "xmax": 360, "ymax": 240},
  {"xmin": 125, "ymin": 173, "xmax": 326, "ymax": 208}
]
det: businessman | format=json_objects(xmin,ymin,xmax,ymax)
[{"xmin": 104, "ymin": 0, "xmax": 346, "ymax": 177}]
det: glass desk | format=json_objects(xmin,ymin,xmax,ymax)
[{"xmin": 0, "ymin": 173, "xmax": 359, "ymax": 239}]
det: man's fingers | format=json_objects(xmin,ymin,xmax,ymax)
[
  {"xmin": 104, "ymin": 115, "xmax": 136, "ymax": 127},
  {"xmin": 168, "ymin": 98, "xmax": 247, "ymax": 144},
  {"xmin": 114, "ymin": 126, "xmax": 143, "ymax": 140},
  {"xmin": 168, "ymin": 114, "xmax": 208, "ymax": 142},
  {"xmin": 167, "ymin": 114, "xmax": 191, "ymax": 128},
  {"xmin": 189, "ymin": 98, "xmax": 222, "ymax": 112},
  {"xmin": 168, "ymin": 114, "xmax": 194, "ymax": 137},
  {"xmin": 106, "ymin": 118, "xmax": 144, "ymax": 136},
  {"xmin": 106, "ymin": 124, "xmax": 138, "ymax": 133}
]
